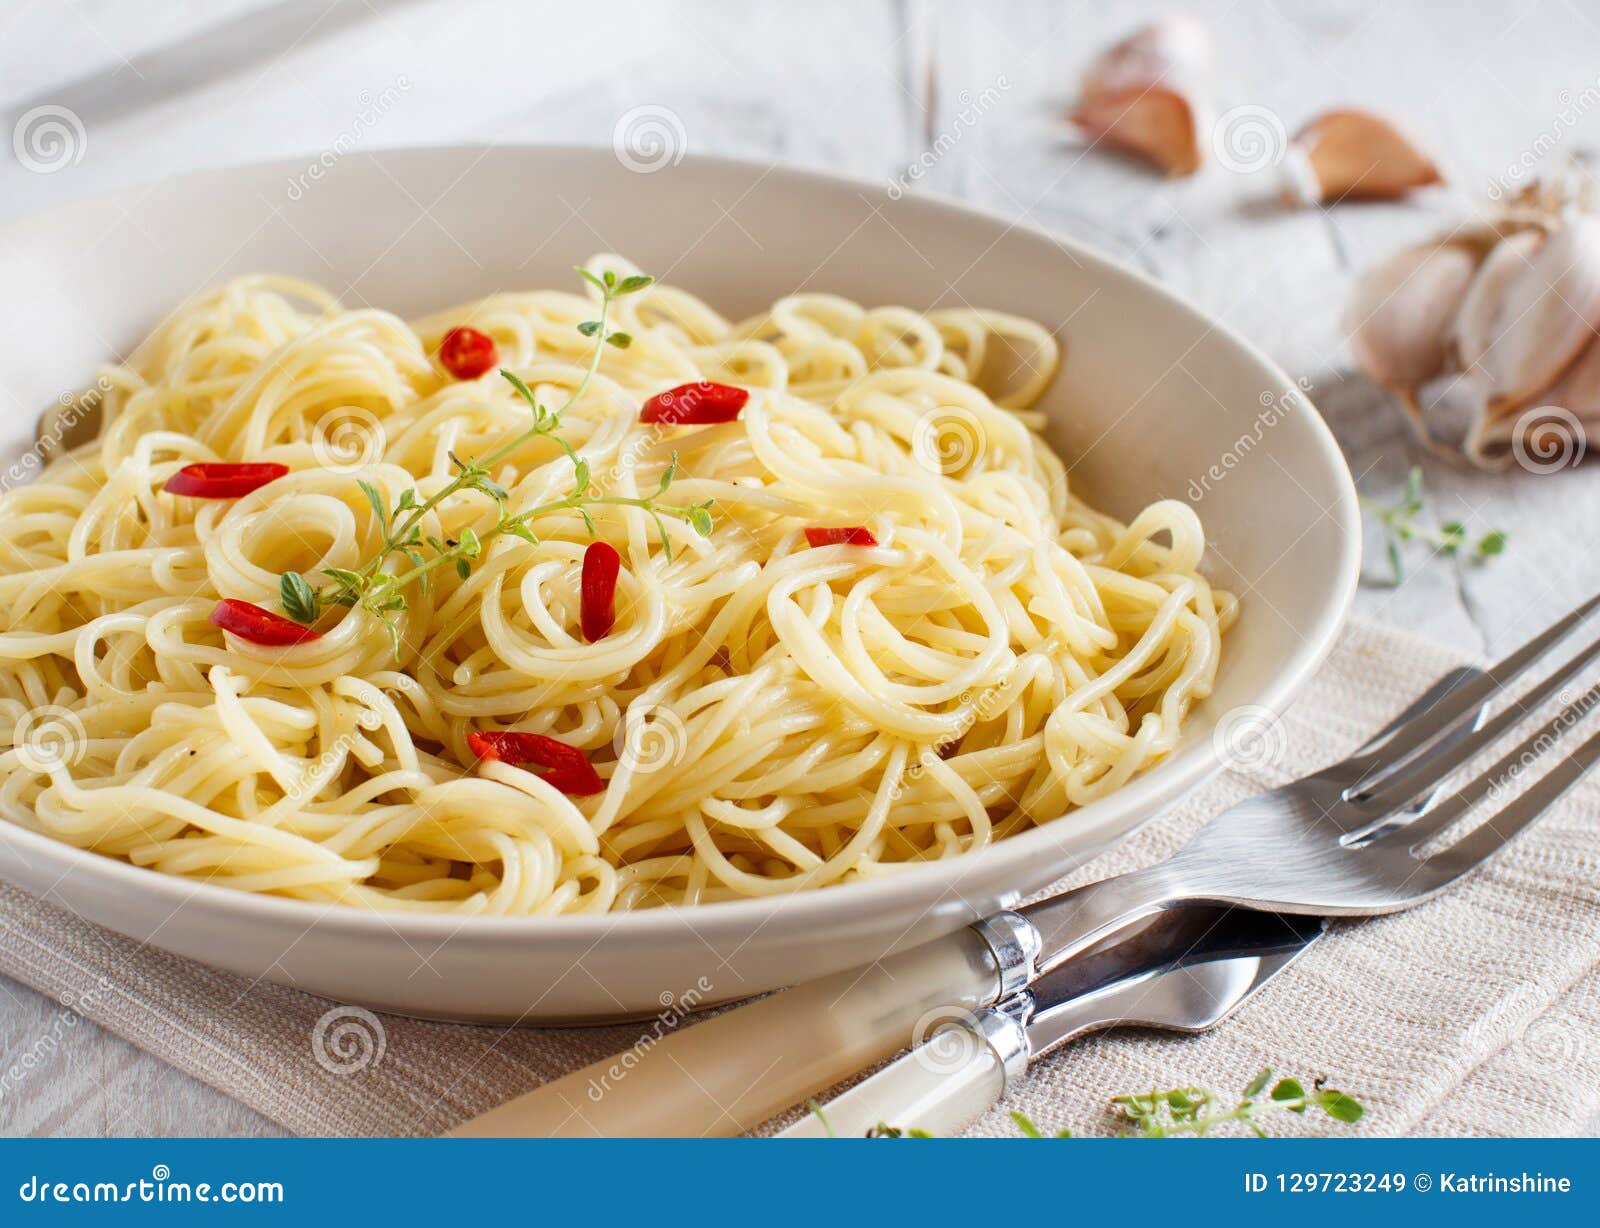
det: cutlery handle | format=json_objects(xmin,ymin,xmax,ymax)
[
  {"xmin": 447, "ymin": 925, "xmax": 1001, "ymax": 1138},
  {"xmin": 778, "ymin": 1022, "xmax": 1007, "ymax": 1138}
]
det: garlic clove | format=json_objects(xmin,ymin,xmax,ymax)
[
  {"xmin": 1281, "ymin": 109, "xmax": 1443, "ymax": 205},
  {"xmin": 1082, "ymin": 14, "xmax": 1210, "ymax": 98},
  {"xmin": 1070, "ymin": 88, "xmax": 1205, "ymax": 177},
  {"xmin": 1534, "ymin": 329, "xmax": 1600, "ymax": 415},
  {"xmin": 1071, "ymin": 17, "xmax": 1210, "ymax": 178},
  {"xmin": 1344, "ymin": 241, "xmax": 1480, "ymax": 388},
  {"xmin": 1468, "ymin": 329, "xmax": 1600, "ymax": 467},
  {"xmin": 1476, "ymin": 214, "xmax": 1600, "ymax": 410},
  {"xmin": 1452, "ymin": 229, "xmax": 1545, "ymax": 371}
]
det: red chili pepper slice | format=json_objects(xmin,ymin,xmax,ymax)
[
  {"xmin": 639, "ymin": 381, "xmax": 749, "ymax": 425},
  {"xmin": 804, "ymin": 526, "xmax": 879, "ymax": 547},
  {"xmin": 209, "ymin": 599, "xmax": 324, "ymax": 646},
  {"xmin": 164, "ymin": 462, "xmax": 288, "ymax": 498},
  {"xmin": 466, "ymin": 730, "xmax": 605, "ymax": 796},
  {"xmin": 581, "ymin": 540, "xmax": 621, "ymax": 643},
  {"xmin": 439, "ymin": 326, "xmax": 498, "ymax": 380}
]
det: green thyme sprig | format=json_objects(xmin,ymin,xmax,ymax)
[
  {"xmin": 1362, "ymin": 466, "xmax": 1507, "ymax": 586},
  {"xmin": 277, "ymin": 268, "xmax": 713, "ymax": 655},
  {"xmin": 811, "ymin": 1068, "xmax": 1363, "ymax": 1139},
  {"xmin": 1098, "ymin": 1068, "xmax": 1364, "ymax": 1138}
]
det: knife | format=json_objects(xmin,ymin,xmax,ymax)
[
  {"xmin": 450, "ymin": 666, "xmax": 1483, "ymax": 1139},
  {"xmin": 777, "ymin": 905, "xmax": 1325, "ymax": 1137}
]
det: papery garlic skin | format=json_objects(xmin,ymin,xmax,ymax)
[
  {"xmin": 1281, "ymin": 109, "xmax": 1442, "ymax": 206},
  {"xmin": 1070, "ymin": 17, "xmax": 1211, "ymax": 178},
  {"xmin": 1475, "ymin": 214, "xmax": 1600, "ymax": 413},
  {"xmin": 1344, "ymin": 241, "xmax": 1479, "ymax": 387}
]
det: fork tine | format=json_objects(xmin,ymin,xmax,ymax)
[
  {"xmin": 1351, "ymin": 621, "xmax": 1600, "ymax": 813},
  {"xmin": 1372, "ymin": 678, "xmax": 1600, "ymax": 851},
  {"xmin": 1418, "ymin": 722, "xmax": 1600, "ymax": 885},
  {"xmin": 1343, "ymin": 592, "xmax": 1600, "ymax": 792}
]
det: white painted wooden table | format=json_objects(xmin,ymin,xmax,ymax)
[{"xmin": 2, "ymin": 0, "xmax": 1597, "ymax": 1136}]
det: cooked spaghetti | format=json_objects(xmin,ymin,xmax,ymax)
[{"xmin": 0, "ymin": 258, "xmax": 1232, "ymax": 913}]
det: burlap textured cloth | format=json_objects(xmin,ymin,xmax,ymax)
[{"xmin": 2, "ymin": 618, "xmax": 1597, "ymax": 1137}]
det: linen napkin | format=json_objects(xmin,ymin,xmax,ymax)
[{"xmin": 2, "ymin": 617, "xmax": 1597, "ymax": 1137}]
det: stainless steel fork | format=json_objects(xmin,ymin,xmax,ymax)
[{"xmin": 453, "ymin": 595, "xmax": 1600, "ymax": 1138}]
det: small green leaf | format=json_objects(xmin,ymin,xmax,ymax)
[
  {"xmin": 687, "ymin": 504, "xmax": 713, "ymax": 537},
  {"xmin": 658, "ymin": 452, "xmax": 678, "ymax": 494},
  {"xmin": 577, "ymin": 320, "xmax": 603, "ymax": 337},
  {"xmin": 279, "ymin": 572, "xmax": 319, "ymax": 624},
  {"xmin": 1478, "ymin": 529, "xmax": 1508, "ymax": 557},
  {"xmin": 572, "ymin": 458, "xmax": 591, "ymax": 496},
  {"xmin": 499, "ymin": 370, "xmax": 546, "ymax": 423},
  {"xmin": 502, "ymin": 519, "xmax": 538, "ymax": 544},
  {"xmin": 1318, "ymin": 1091, "xmax": 1365, "ymax": 1123},
  {"xmin": 1010, "ymin": 1111, "xmax": 1044, "ymax": 1139},
  {"xmin": 357, "ymin": 480, "xmax": 388, "ymax": 529},
  {"xmin": 396, "ymin": 488, "xmax": 417, "ymax": 512},
  {"xmin": 1270, "ymin": 1078, "xmax": 1304, "ymax": 1102},
  {"xmin": 604, "ymin": 331, "xmax": 632, "ymax": 349},
  {"xmin": 471, "ymin": 475, "xmax": 509, "ymax": 502},
  {"xmin": 575, "ymin": 267, "xmax": 607, "ymax": 293},
  {"xmin": 616, "ymin": 274, "xmax": 654, "ymax": 295},
  {"xmin": 458, "ymin": 526, "xmax": 481, "ymax": 558},
  {"xmin": 455, "ymin": 557, "xmax": 472, "ymax": 580},
  {"xmin": 322, "ymin": 566, "xmax": 365, "ymax": 592},
  {"xmin": 602, "ymin": 269, "xmax": 617, "ymax": 288},
  {"xmin": 1386, "ymin": 538, "xmax": 1404, "ymax": 585},
  {"xmin": 1242, "ymin": 1068, "xmax": 1272, "ymax": 1099}
]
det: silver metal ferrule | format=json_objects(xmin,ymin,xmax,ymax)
[
  {"xmin": 967, "ymin": 993, "xmax": 1034, "ymax": 1087},
  {"xmin": 971, "ymin": 910, "xmax": 1043, "ymax": 1000}
]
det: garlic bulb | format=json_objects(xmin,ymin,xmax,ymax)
[
  {"xmin": 1069, "ymin": 16, "xmax": 1211, "ymax": 177},
  {"xmin": 1282, "ymin": 109, "xmax": 1442, "ymax": 205},
  {"xmin": 1345, "ymin": 181, "xmax": 1600, "ymax": 469}
]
